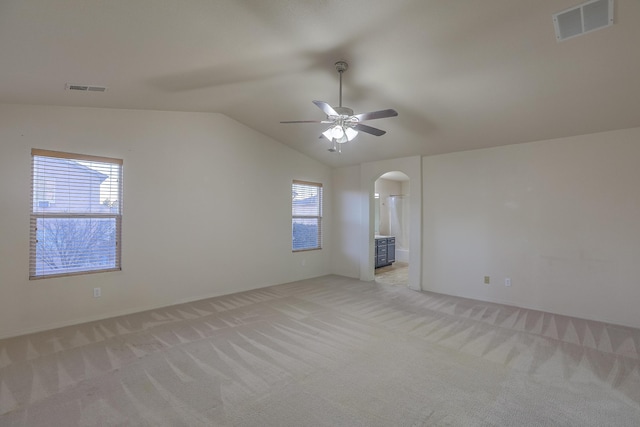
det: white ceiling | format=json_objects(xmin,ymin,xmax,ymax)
[{"xmin": 1, "ymin": 0, "xmax": 639, "ymax": 168}]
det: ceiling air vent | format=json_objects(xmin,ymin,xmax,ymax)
[
  {"xmin": 553, "ymin": 0, "xmax": 614, "ymax": 41},
  {"xmin": 65, "ymin": 83, "xmax": 107, "ymax": 92}
]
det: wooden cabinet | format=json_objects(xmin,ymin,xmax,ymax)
[{"xmin": 375, "ymin": 236, "xmax": 396, "ymax": 268}]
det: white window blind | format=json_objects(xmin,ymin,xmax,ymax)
[
  {"xmin": 30, "ymin": 149, "xmax": 123, "ymax": 279},
  {"xmin": 292, "ymin": 180, "xmax": 323, "ymax": 251}
]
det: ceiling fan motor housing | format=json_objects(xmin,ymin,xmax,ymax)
[{"xmin": 333, "ymin": 107, "xmax": 354, "ymax": 117}]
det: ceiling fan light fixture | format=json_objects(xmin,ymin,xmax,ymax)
[
  {"xmin": 331, "ymin": 125, "xmax": 345, "ymax": 139},
  {"xmin": 323, "ymin": 125, "xmax": 357, "ymax": 143},
  {"xmin": 281, "ymin": 60, "xmax": 398, "ymax": 154}
]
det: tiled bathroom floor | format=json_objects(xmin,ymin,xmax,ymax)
[{"xmin": 375, "ymin": 262, "xmax": 408, "ymax": 286}]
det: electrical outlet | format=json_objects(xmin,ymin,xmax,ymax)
[
  {"xmin": 93, "ymin": 287, "xmax": 101, "ymax": 298},
  {"xmin": 505, "ymin": 277, "xmax": 512, "ymax": 287},
  {"xmin": 484, "ymin": 276, "xmax": 490, "ymax": 285}
]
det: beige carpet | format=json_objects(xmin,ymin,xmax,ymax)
[{"xmin": 1, "ymin": 275, "xmax": 639, "ymax": 426}]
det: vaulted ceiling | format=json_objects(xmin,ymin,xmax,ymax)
[{"xmin": 1, "ymin": 0, "xmax": 639, "ymax": 168}]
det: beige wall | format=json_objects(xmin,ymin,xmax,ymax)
[
  {"xmin": 330, "ymin": 127, "xmax": 640, "ymax": 329},
  {"xmin": 422, "ymin": 127, "xmax": 640, "ymax": 328},
  {"xmin": 0, "ymin": 104, "xmax": 331, "ymax": 338}
]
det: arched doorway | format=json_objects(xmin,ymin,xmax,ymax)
[
  {"xmin": 359, "ymin": 156, "xmax": 421, "ymax": 291},
  {"xmin": 374, "ymin": 171, "xmax": 410, "ymax": 287}
]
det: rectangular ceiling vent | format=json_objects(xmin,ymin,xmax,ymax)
[
  {"xmin": 553, "ymin": 0, "xmax": 613, "ymax": 42},
  {"xmin": 65, "ymin": 83, "xmax": 107, "ymax": 92}
]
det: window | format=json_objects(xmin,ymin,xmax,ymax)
[
  {"xmin": 30, "ymin": 149, "xmax": 123, "ymax": 279},
  {"xmin": 292, "ymin": 180, "xmax": 323, "ymax": 251}
]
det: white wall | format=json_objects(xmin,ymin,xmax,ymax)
[
  {"xmin": 330, "ymin": 165, "xmax": 363, "ymax": 279},
  {"xmin": 422, "ymin": 127, "xmax": 640, "ymax": 329},
  {"xmin": 0, "ymin": 104, "xmax": 331, "ymax": 338}
]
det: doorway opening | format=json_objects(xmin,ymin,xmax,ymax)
[{"xmin": 374, "ymin": 171, "xmax": 409, "ymax": 287}]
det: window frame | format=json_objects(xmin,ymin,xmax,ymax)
[
  {"xmin": 292, "ymin": 180, "xmax": 323, "ymax": 252},
  {"xmin": 29, "ymin": 149, "xmax": 123, "ymax": 280}
]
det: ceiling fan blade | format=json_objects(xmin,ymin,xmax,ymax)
[
  {"xmin": 353, "ymin": 109, "xmax": 398, "ymax": 122},
  {"xmin": 354, "ymin": 123, "xmax": 386, "ymax": 136},
  {"xmin": 280, "ymin": 120, "xmax": 332, "ymax": 124},
  {"xmin": 313, "ymin": 100, "xmax": 339, "ymax": 117}
]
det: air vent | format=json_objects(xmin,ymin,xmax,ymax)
[
  {"xmin": 553, "ymin": 0, "xmax": 613, "ymax": 41},
  {"xmin": 65, "ymin": 83, "xmax": 107, "ymax": 92}
]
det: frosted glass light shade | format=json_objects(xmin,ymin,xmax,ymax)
[
  {"xmin": 331, "ymin": 126, "xmax": 344, "ymax": 139},
  {"xmin": 322, "ymin": 125, "xmax": 359, "ymax": 148}
]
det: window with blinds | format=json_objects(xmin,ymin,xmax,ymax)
[
  {"xmin": 292, "ymin": 180, "xmax": 323, "ymax": 251},
  {"xmin": 30, "ymin": 149, "xmax": 123, "ymax": 279}
]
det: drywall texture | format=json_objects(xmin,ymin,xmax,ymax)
[
  {"xmin": 0, "ymin": 104, "xmax": 331, "ymax": 338},
  {"xmin": 422, "ymin": 127, "xmax": 640, "ymax": 328}
]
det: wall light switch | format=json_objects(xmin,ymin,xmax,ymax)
[
  {"xmin": 505, "ymin": 278, "xmax": 512, "ymax": 287},
  {"xmin": 93, "ymin": 287, "xmax": 101, "ymax": 298},
  {"xmin": 484, "ymin": 276, "xmax": 490, "ymax": 285}
]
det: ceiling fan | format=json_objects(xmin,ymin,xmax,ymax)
[{"xmin": 280, "ymin": 61, "xmax": 398, "ymax": 153}]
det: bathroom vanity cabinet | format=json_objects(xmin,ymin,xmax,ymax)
[{"xmin": 375, "ymin": 236, "xmax": 396, "ymax": 268}]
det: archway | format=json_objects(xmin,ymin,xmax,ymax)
[
  {"xmin": 374, "ymin": 171, "xmax": 410, "ymax": 286},
  {"xmin": 359, "ymin": 156, "xmax": 422, "ymax": 291}
]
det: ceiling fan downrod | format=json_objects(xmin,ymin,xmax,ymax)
[{"xmin": 335, "ymin": 61, "xmax": 348, "ymax": 108}]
